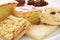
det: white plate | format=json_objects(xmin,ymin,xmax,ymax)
[{"xmin": 21, "ymin": 0, "xmax": 60, "ymax": 40}]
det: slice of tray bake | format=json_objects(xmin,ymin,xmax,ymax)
[{"xmin": 0, "ymin": 15, "xmax": 32, "ymax": 40}]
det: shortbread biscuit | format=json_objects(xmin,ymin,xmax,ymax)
[
  {"xmin": 0, "ymin": 15, "xmax": 32, "ymax": 40},
  {"xmin": 26, "ymin": 24, "xmax": 58, "ymax": 40},
  {"xmin": 41, "ymin": 7, "xmax": 60, "ymax": 26}
]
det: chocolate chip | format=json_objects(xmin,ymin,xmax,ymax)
[{"xmin": 50, "ymin": 12, "xmax": 56, "ymax": 15}]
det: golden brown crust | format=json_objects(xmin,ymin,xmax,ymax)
[
  {"xmin": 0, "ymin": 3, "xmax": 17, "ymax": 21},
  {"xmin": 0, "ymin": 3, "xmax": 17, "ymax": 7}
]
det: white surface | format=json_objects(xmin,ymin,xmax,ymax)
[
  {"xmin": 20, "ymin": 0, "xmax": 60, "ymax": 40},
  {"xmin": 0, "ymin": 0, "xmax": 18, "ymax": 5}
]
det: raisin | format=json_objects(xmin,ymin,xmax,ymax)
[
  {"xmin": 50, "ymin": 12, "xmax": 56, "ymax": 15},
  {"xmin": 16, "ymin": 0, "xmax": 25, "ymax": 6},
  {"xmin": 40, "ymin": 1, "xmax": 48, "ymax": 6},
  {"xmin": 27, "ymin": 0, "xmax": 48, "ymax": 7}
]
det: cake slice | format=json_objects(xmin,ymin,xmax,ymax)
[
  {"xmin": 0, "ymin": 0, "xmax": 17, "ymax": 21},
  {"xmin": 0, "ymin": 15, "xmax": 32, "ymax": 40},
  {"xmin": 26, "ymin": 24, "xmax": 58, "ymax": 40},
  {"xmin": 13, "ymin": 5, "xmax": 41, "ymax": 25},
  {"xmin": 41, "ymin": 7, "xmax": 60, "ymax": 26}
]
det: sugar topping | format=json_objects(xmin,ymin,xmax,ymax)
[
  {"xmin": 0, "ymin": 0, "xmax": 18, "ymax": 5},
  {"xmin": 15, "ymin": 5, "xmax": 39, "ymax": 12}
]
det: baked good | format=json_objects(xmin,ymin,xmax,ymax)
[
  {"xmin": 0, "ymin": 15, "xmax": 32, "ymax": 40},
  {"xmin": 41, "ymin": 7, "xmax": 60, "ymax": 26},
  {"xmin": 0, "ymin": 0, "xmax": 17, "ymax": 21},
  {"xmin": 26, "ymin": 24, "xmax": 58, "ymax": 40},
  {"xmin": 13, "ymin": 5, "xmax": 41, "ymax": 25}
]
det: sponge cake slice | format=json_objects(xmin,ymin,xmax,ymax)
[{"xmin": 0, "ymin": 3, "xmax": 17, "ymax": 21}]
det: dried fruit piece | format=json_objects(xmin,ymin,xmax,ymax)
[
  {"xmin": 50, "ymin": 12, "xmax": 56, "ymax": 15},
  {"xmin": 27, "ymin": 0, "xmax": 48, "ymax": 7},
  {"xmin": 16, "ymin": 0, "xmax": 25, "ymax": 6}
]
